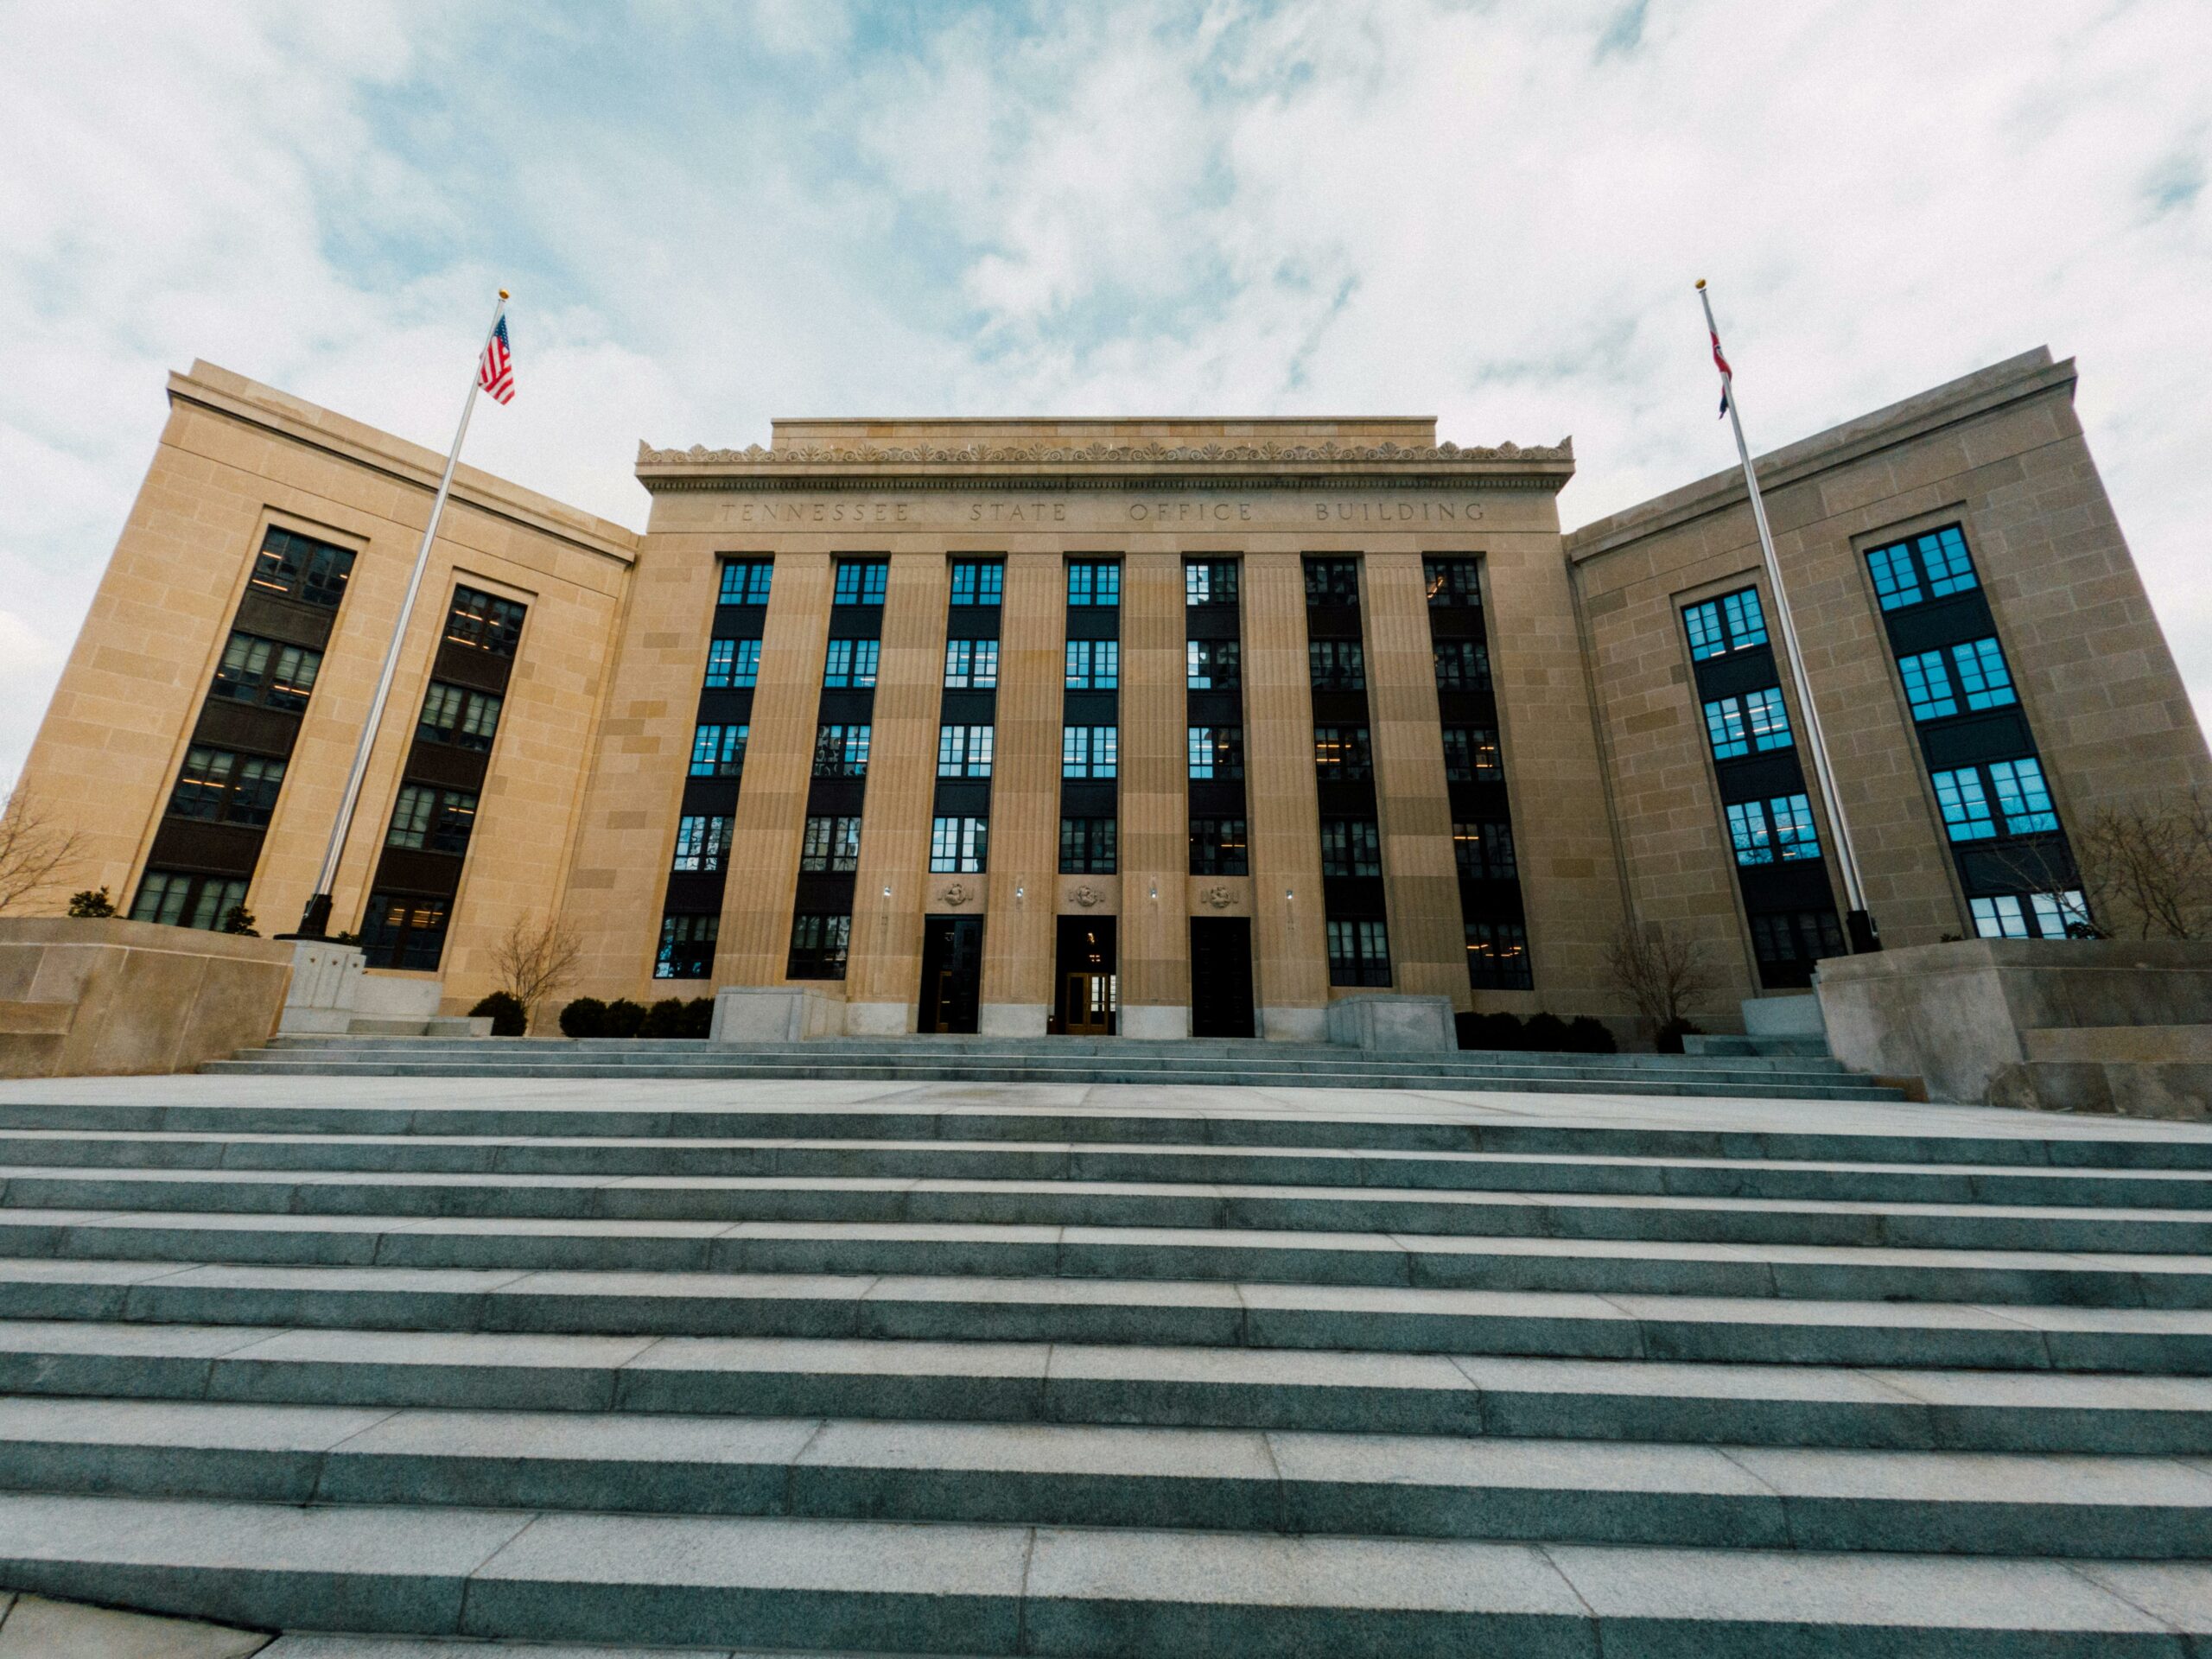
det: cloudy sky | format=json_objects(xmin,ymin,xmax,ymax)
[{"xmin": 4, "ymin": 0, "xmax": 2209, "ymax": 779}]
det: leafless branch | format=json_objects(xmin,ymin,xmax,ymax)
[
  {"xmin": 0, "ymin": 780, "xmax": 85, "ymax": 916},
  {"xmin": 1603, "ymin": 921, "xmax": 1719, "ymax": 1033},
  {"xmin": 489, "ymin": 912, "xmax": 583, "ymax": 1033}
]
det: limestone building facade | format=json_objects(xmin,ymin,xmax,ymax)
[{"xmin": 15, "ymin": 348, "xmax": 2207, "ymax": 1036}]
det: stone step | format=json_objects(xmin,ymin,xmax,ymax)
[
  {"xmin": 16, "ymin": 1095, "xmax": 2212, "ymax": 1166},
  {"xmin": 9, "ymin": 1166, "xmax": 2209, "ymax": 1254},
  {"xmin": 5, "ymin": 1130, "xmax": 2206, "ymax": 1206},
  {"xmin": 3, "ymin": 1395, "xmax": 2208, "ymax": 1559},
  {"xmin": 9, "ymin": 1321, "xmax": 2211, "ymax": 1454},
  {"xmin": 3, "ymin": 1490, "xmax": 2207, "ymax": 1656},
  {"xmin": 4, "ymin": 1257, "xmax": 2209, "ymax": 1371},
  {"xmin": 3, "ymin": 1208, "xmax": 2206, "ymax": 1307}
]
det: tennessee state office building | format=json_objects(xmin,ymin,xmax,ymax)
[{"xmin": 18, "ymin": 347, "xmax": 2209, "ymax": 1038}]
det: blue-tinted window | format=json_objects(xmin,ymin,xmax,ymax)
[
  {"xmin": 1989, "ymin": 757, "xmax": 2057, "ymax": 834},
  {"xmin": 823, "ymin": 638, "xmax": 880, "ymax": 689},
  {"xmin": 1067, "ymin": 561, "xmax": 1121, "ymax": 607},
  {"xmin": 1899, "ymin": 649, "xmax": 1958, "ymax": 721},
  {"xmin": 1953, "ymin": 637, "xmax": 2016, "ymax": 711},
  {"xmin": 1726, "ymin": 794, "xmax": 1820, "ymax": 865},
  {"xmin": 655, "ymin": 914, "xmax": 717, "ymax": 980},
  {"xmin": 832, "ymin": 560, "xmax": 888, "ymax": 606},
  {"xmin": 949, "ymin": 561, "xmax": 1003, "ymax": 607},
  {"xmin": 719, "ymin": 560, "xmax": 772, "ymax": 607},
  {"xmin": 1684, "ymin": 587, "xmax": 1766, "ymax": 660},
  {"xmin": 1867, "ymin": 525, "xmax": 1978, "ymax": 611},
  {"xmin": 1745, "ymin": 687, "xmax": 1792, "ymax": 751},
  {"xmin": 1931, "ymin": 766, "xmax": 1997, "ymax": 842},
  {"xmin": 1770, "ymin": 793, "xmax": 1821, "ymax": 860},
  {"xmin": 1062, "ymin": 726, "xmax": 1118, "ymax": 779},
  {"xmin": 690, "ymin": 723, "xmax": 747, "ymax": 779},
  {"xmin": 704, "ymin": 638, "xmax": 761, "ymax": 690},
  {"xmin": 1704, "ymin": 697, "xmax": 1750, "ymax": 760},
  {"xmin": 1066, "ymin": 639, "xmax": 1120, "ymax": 690}
]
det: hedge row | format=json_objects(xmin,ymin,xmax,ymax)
[
  {"xmin": 559, "ymin": 996, "xmax": 715, "ymax": 1039},
  {"xmin": 1455, "ymin": 1012, "xmax": 1618, "ymax": 1054}
]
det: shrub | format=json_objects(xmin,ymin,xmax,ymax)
[
  {"xmin": 1654, "ymin": 1019, "xmax": 1702, "ymax": 1054},
  {"xmin": 642, "ymin": 997, "xmax": 689, "ymax": 1039},
  {"xmin": 1565, "ymin": 1016, "xmax": 1618, "ymax": 1054},
  {"xmin": 1456, "ymin": 1011, "xmax": 1524, "ymax": 1051},
  {"xmin": 682, "ymin": 996, "xmax": 715, "ymax": 1039},
  {"xmin": 67, "ymin": 887, "xmax": 116, "ymax": 918},
  {"xmin": 559, "ymin": 997, "xmax": 608, "ymax": 1039},
  {"xmin": 603, "ymin": 997, "xmax": 647, "ymax": 1039},
  {"xmin": 1521, "ymin": 1012, "xmax": 1573, "ymax": 1052},
  {"xmin": 219, "ymin": 905, "xmax": 258, "ymax": 937},
  {"xmin": 468, "ymin": 991, "xmax": 527, "ymax": 1036}
]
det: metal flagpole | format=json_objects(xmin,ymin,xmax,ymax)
[
  {"xmin": 289, "ymin": 289, "xmax": 511, "ymax": 939},
  {"xmin": 1694, "ymin": 279, "xmax": 1880, "ymax": 955}
]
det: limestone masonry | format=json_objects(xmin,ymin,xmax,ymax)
[{"xmin": 18, "ymin": 349, "xmax": 2208, "ymax": 1033}]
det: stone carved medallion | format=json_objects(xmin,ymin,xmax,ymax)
[
  {"xmin": 1070, "ymin": 884, "xmax": 1104, "ymax": 909},
  {"xmin": 938, "ymin": 882, "xmax": 970, "ymax": 907},
  {"xmin": 1200, "ymin": 885, "xmax": 1236, "ymax": 911}
]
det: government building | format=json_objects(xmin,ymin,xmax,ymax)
[{"xmin": 18, "ymin": 348, "xmax": 2209, "ymax": 1038}]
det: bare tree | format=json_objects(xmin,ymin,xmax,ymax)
[
  {"xmin": 489, "ymin": 912, "xmax": 583, "ymax": 1033},
  {"xmin": 2068, "ymin": 788, "xmax": 2212, "ymax": 941},
  {"xmin": 0, "ymin": 780, "xmax": 85, "ymax": 916},
  {"xmin": 1604, "ymin": 921, "xmax": 1719, "ymax": 1044}
]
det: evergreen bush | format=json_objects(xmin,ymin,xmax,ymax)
[
  {"xmin": 603, "ymin": 997, "xmax": 647, "ymax": 1038},
  {"xmin": 558, "ymin": 997, "xmax": 608, "ymax": 1039},
  {"xmin": 468, "ymin": 991, "xmax": 526, "ymax": 1036}
]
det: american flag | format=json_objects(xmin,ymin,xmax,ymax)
[
  {"xmin": 1710, "ymin": 327, "xmax": 1732, "ymax": 418},
  {"xmin": 478, "ymin": 315, "xmax": 516, "ymax": 404}
]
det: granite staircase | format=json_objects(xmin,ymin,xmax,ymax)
[
  {"xmin": 0, "ymin": 1081, "xmax": 2209, "ymax": 1651},
  {"xmin": 207, "ymin": 1032, "xmax": 1906, "ymax": 1101}
]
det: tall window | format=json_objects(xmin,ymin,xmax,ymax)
[
  {"xmin": 1065, "ymin": 639, "xmax": 1120, "ymax": 690},
  {"xmin": 446, "ymin": 587, "xmax": 525, "ymax": 656},
  {"xmin": 1326, "ymin": 918, "xmax": 1391, "ymax": 987},
  {"xmin": 671, "ymin": 815, "xmax": 732, "ymax": 873},
  {"xmin": 655, "ymin": 915, "xmax": 718, "ymax": 980},
  {"xmin": 1185, "ymin": 561, "xmax": 1239, "ymax": 607},
  {"xmin": 1441, "ymin": 727, "xmax": 1502, "ymax": 782},
  {"xmin": 1866, "ymin": 525, "xmax": 1978, "ymax": 611},
  {"xmin": 250, "ymin": 527, "xmax": 354, "ymax": 609},
  {"xmin": 1932, "ymin": 758, "xmax": 2057, "ymax": 842},
  {"xmin": 168, "ymin": 747, "xmax": 286, "ymax": 828},
  {"xmin": 385, "ymin": 785, "xmax": 477, "ymax": 855},
  {"xmin": 1970, "ymin": 890, "xmax": 2088, "ymax": 940},
  {"xmin": 944, "ymin": 639, "xmax": 999, "ymax": 689},
  {"xmin": 1433, "ymin": 639, "xmax": 1491, "ymax": 692},
  {"xmin": 1186, "ymin": 639, "xmax": 1240, "ymax": 690},
  {"xmin": 1059, "ymin": 817, "xmax": 1117, "ymax": 874},
  {"xmin": 1313, "ymin": 726, "xmax": 1373, "ymax": 781},
  {"xmin": 832, "ymin": 560, "xmax": 889, "ymax": 606},
  {"xmin": 1465, "ymin": 920, "xmax": 1532, "ymax": 989},
  {"xmin": 690, "ymin": 723, "xmax": 747, "ymax": 778},
  {"xmin": 787, "ymin": 912, "xmax": 852, "ymax": 979},
  {"xmin": 1319, "ymin": 817, "xmax": 1382, "ymax": 877},
  {"xmin": 938, "ymin": 724, "xmax": 995, "ymax": 778},
  {"xmin": 1067, "ymin": 561, "xmax": 1121, "ymax": 607},
  {"xmin": 718, "ymin": 559, "xmax": 772, "ymax": 607},
  {"xmin": 130, "ymin": 871, "xmax": 250, "ymax": 932},
  {"xmin": 1452, "ymin": 821, "xmax": 1517, "ymax": 880},
  {"xmin": 823, "ymin": 638, "xmax": 880, "ymax": 688},
  {"xmin": 359, "ymin": 892, "xmax": 450, "ymax": 971},
  {"xmin": 1308, "ymin": 640, "xmax": 1365, "ymax": 690},
  {"xmin": 812, "ymin": 724, "xmax": 871, "ymax": 778},
  {"xmin": 1683, "ymin": 588, "xmax": 1768, "ymax": 660},
  {"xmin": 1424, "ymin": 557, "xmax": 1482, "ymax": 608},
  {"xmin": 1305, "ymin": 559, "xmax": 1361, "ymax": 606},
  {"xmin": 949, "ymin": 561, "xmax": 1003, "ymax": 607},
  {"xmin": 1702, "ymin": 688, "xmax": 1792, "ymax": 760},
  {"xmin": 800, "ymin": 815, "xmax": 863, "ymax": 872},
  {"xmin": 1189, "ymin": 817, "xmax": 1249, "ymax": 875},
  {"xmin": 1900, "ymin": 637, "xmax": 2016, "ymax": 721},
  {"xmin": 211, "ymin": 632, "xmax": 321, "ymax": 715},
  {"xmin": 1751, "ymin": 910, "xmax": 1847, "ymax": 971},
  {"xmin": 705, "ymin": 638, "xmax": 761, "ymax": 690},
  {"xmin": 1187, "ymin": 726, "xmax": 1244, "ymax": 780},
  {"xmin": 930, "ymin": 816, "xmax": 988, "ymax": 873},
  {"xmin": 1726, "ymin": 794, "xmax": 1821, "ymax": 865},
  {"xmin": 417, "ymin": 683, "xmax": 503, "ymax": 751},
  {"xmin": 1062, "ymin": 726, "xmax": 1118, "ymax": 779}
]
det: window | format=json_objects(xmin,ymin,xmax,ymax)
[
  {"xmin": 655, "ymin": 915, "xmax": 718, "ymax": 980},
  {"xmin": 1320, "ymin": 818, "xmax": 1382, "ymax": 877},
  {"xmin": 1065, "ymin": 639, "xmax": 1120, "ymax": 690},
  {"xmin": 1185, "ymin": 561, "xmax": 1239, "ymax": 607},
  {"xmin": 1186, "ymin": 639, "xmax": 1240, "ymax": 690},
  {"xmin": 938, "ymin": 724, "xmax": 995, "ymax": 779},
  {"xmin": 1308, "ymin": 640, "xmax": 1366, "ymax": 690},
  {"xmin": 930, "ymin": 816, "xmax": 988, "ymax": 873},
  {"xmin": 1703, "ymin": 689, "xmax": 1792, "ymax": 760},
  {"xmin": 1705, "ymin": 698, "xmax": 1751, "ymax": 760},
  {"xmin": 705, "ymin": 638, "xmax": 761, "ymax": 690},
  {"xmin": 1441, "ymin": 727, "xmax": 1502, "ymax": 783},
  {"xmin": 800, "ymin": 815, "xmax": 863, "ymax": 873},
  {"xmin": 1933, "ymin": 757, "xmax": 2056, "ymax": 842},
  {"xmin": 385, "ymin": 785, "xmax": 477, "ymax": 855},
  {"xmin": 1683, "ymin": 587, "xmax": 1768, "ymax": 660},
  {"xmin": 718, "ymin": 560, "xmax": 773, "ymax": 607},
  {"xmin": 1972, "ymin": 890, "xmax": 2090, "ymax": 940},
  {"xmin": 1453, "ymin": 821, "xmax": 1517, "ymax": 881},
  {"xmin": 168, "ymin": 747, "xmax": 286, "ymax": 828},
  {"xmin": 1751, "ymin": 910, "xmax": 1847, "ymax": 968},
  {"xmin": 944, "ymin": 639, "xmax": 999, "ymax": 689},
  {"xmin": 1189, "ymin": 817, "xmax": 1249, "ymax": 875},
  {"xmin": 1326, "ymin": 918, "xmax": 1391, "ymax": 987},
  {"xmin": 1305, "ymin": 559, "xmax": 1361, "ymax": 607},
  {"xmin": 1726, "ymin": 794, "xmax": 1821, "ymax": 865},
  {"xmin": 446, "ymin": 587, "xmax": 525, "ymax": 656},
  {"xmin": 671, "ymin": 815, "xmax": 732, "ymax": 873},
  {"xmin": 949, "ymin": 561, "xmax": 1003, "ymax": 607},
  {"xmin": 1433, "ymin": 639, "xmax": 1491, "ymax": 692},
  {"xmin": 1866, "ymin": 525, "xmax": 1978, "ymax": 611},
  {"xmin": 787, "ymin": 912, "xmax": 852, "ymax": 979},
  {"xmin": 1063, "ymin": 726, "xmax": 1118, "ymax": 779},
  {"xmin": 1898, "ymin": 650, "xmax": 1959, "ymax": 721},
  {"xmin": 1465, "ymin": 920, "xmax": 1532, "ymax": 989},
  {"xmin": 130, "ymin": 870, "xmax": 249, "ymax": 932},
  {"xmin": 250, "ymin": 527, "xmax": 354, "ymax": 609},
  {"xmin": 1424, "ymin": 557, "xmax": 1482, "ymax": 608},
  {"xmin": 1988, "ymin": 757, "xmax": 2058, "ymax": 835},
  {"xmin": 832, "ymin": 560, "xmax": 889, "ymax": 607},
  {"xmin": 1951, "ymin": 637, "xmax": 2017, "ymax": 712},
  {"xmin": 359, "ymin": 891, "xmax": 450, "ymax": 971},
  {"xmin": 1060, "ymin": 817, "xmax": 1117, "ymax": 874},
  {"xmin": 1930, "ymin": 766, "xmax": 1996, "ymax": 842},
  {"xmin": 1067, "ymin": 561, "xmax": 1121, "ymax": 607},
  {"xmin": 1187, "ymin": 726, "xmax": 1245, "ymax": 780},
  {"xmin": 823, "ymin": 638, "xmax": 880, "ymax": 689},
  {"xmin": 211, "ymin": 632, "xmax": 321, "ymax": 715},
  {"xmin": 417, "ymin": 682, "xmax": 503, "ymax": 751},
  {"xmin": 1313, "ymin": 726, "xmax": 1374, "ymax": 781},
  {"xmin": 812, "ymin": 724, "xmax": 871, "ymax": 778},
  {"xmin": 690, "ymin": 723, "xmax": 748, "ymax": 779}
]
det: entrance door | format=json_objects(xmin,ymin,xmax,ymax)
[
  {"xmin": 1052, "ymin": 915, "xmax": 1117, "ymax": 1035},
  {"xmin": 918, "ymin": 915, "xmax": 983, "ymax": 1034},
  {"xmin": 1189, "ymin": 917, "xmax": 1255, "ymax": 1038}
]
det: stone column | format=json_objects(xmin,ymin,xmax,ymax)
[
  {"xmin": 979, "ymin": 553, "xmax": 1065, "ymax": 1033},
  {"xmin": 1118, "ymin": 550, "xmax": 1191, "ymax": 1037},
  {"xmin": 1243, "ymin": 551, "xmax": 1329, "ymax": 1039}
]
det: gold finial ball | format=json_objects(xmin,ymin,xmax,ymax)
[
  {"xmin": 499, "ymin": 289, "xmax": 511, "ymax": 299},
  {"xmin": 1694, "ymin": 278, "xmax": 1707, "ymax": 289}
]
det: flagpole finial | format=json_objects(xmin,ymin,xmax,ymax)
[
  {"xmin": 499, "ymin": 289, "xmax": 511, "ymax": 300},
  {"xmin": 1694, "ymin": 278, "xmax": 1707, "ymax": 290}
]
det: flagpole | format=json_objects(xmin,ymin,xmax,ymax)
[
  {"xmin": 1695, "ymin": 279, "xmax": 1879, "ymax": 956},
  {"xmin": 289, "ymin": 289, "xmax": 510, "ymax": 939}
]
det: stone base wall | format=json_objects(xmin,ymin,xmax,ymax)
[{"xmin": 0, "ymin": 918, "xmax": 294, "ymax": 1078}]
